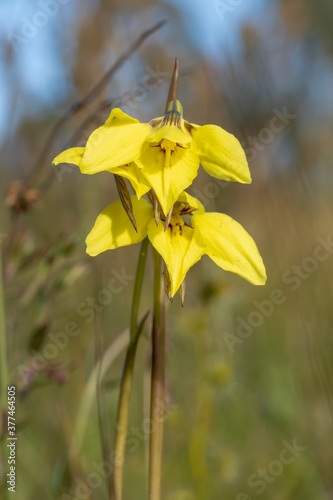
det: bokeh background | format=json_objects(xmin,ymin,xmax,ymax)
[{"xmin": 1, "ymin": 0, "xmax": 333, "ymax": 499}]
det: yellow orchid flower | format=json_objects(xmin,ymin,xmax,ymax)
[
  {"xmin": 52, "ymin": 101, "xmax": 251, "ymax": 215},
  {"xmin": 86, "ymin": 191, "xmax": 266, "ymax": 297}
]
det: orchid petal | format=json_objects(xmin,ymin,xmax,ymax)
[
  {"xmin": 86, "ymin": 197, "xmax": 153, "ymax": 256},
  {"xmin": 52, "ymin": 147, "xmax": 85, "ymax": 167},
  {"xmin": 80, "ymin": 109, "xmax": 151, "ymax": 174},
  {"xmin": 192, "ymin": 213, "xmax": 266, "ymax": 285},
  {"xmin": 137, "ymin": 145, "xmax": 199, "ymax": 215},
  {"xmin": 148, "ymin": 220, "xmax": 204, "ymax": 296},
  {"xmin": 191, "ymin": 124, "xmax": 251, "ymax": 183}
]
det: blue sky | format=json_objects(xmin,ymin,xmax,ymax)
[
  {"xmin": 1, "ymin": 0, "xmax": 332, "ymax": 147},
  {"xmin": 0, "ymin": 0, "xmax": 77, "ymax": 140},
  {"xmin": 0, "ymin": 0, "xmax": 271, "ymax": 139},
  {"xmin": 166, "ymin": 0, "xmax": 270, "ymax": 58}
]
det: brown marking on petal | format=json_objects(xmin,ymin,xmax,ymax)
[
  {"xmin": 184, "ymin": 121, "xmax": 194, "ymax": 133},
  {"xmin": 180, "ymin": 204, "xmax": 197, "ymax": 216},
  {"xmin": 162, "ymin": 110, "xmax": 182, "ymax": 129},
  {"xmin": 149, "ymin": 118, "xmax": 162, "ymax": 128}
]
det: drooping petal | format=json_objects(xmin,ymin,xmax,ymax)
[
  {"xmin": 137, "ymin": 145, "xmax": 200, "ymax": 215},
  {"xmin": 86, "ymin": 197, "xmax": 153, "ymax": 256},
  {"xmin": 191, "ymin": 124, "xmax": 251, "ymax": 183},
  {"xmin": 111, "ymin": 163, "xmax": 151, "ymax": 199},
  {"xmin": 148, "ymin": 220, "xmax": 204, "ymax": 296},
  {"xmin": 52, "ymin": 147, "xmax": 85, "ymax": 166},
  {"xmin": 192, "ymin": 213, "xmax": 266, "ymax": 285},
  {"xmin": 80, "ymin": 108, "xmax": 151, "ymax": 174}
]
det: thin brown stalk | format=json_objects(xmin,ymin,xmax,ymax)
[{"xmin": 148, "ymin": 250, "xmax": 165, "ymax": 500}]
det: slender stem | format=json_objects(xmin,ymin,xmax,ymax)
[
  {"xmin": 130, "ymin": 238, "xmax": 149, "ymax": 339},
  {"xmin": 0, "ymin": 242, "xmax": 8, "ymax": 499},
  {"xmin": 153, "ymin": 250, "xmax": 162, "ymax": 323},
  {"xmin": 113, "ymin": 238, "xmax": 149, "ymax": 500},
  {"xmin": 0, "ymin": 242, "xmax": 7, "ymax": 411},
  {"xmin": 146, "ymin": 63, "xmax": 177, "ymax": 498},
  {"xmin": 148, "ymin": 250, "xmax": 165, "ymax": 500}
]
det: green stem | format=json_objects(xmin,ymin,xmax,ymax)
[
  {"xmin": 113, "ymin": 238, "xmax": 149, "ymax": 500},
  {"xmin": 130, "ymin": 238, "xmax": 149, "ymax": 340},
  {"xmin": 148, "ymin": 250, "xmax": 165, "ymax": 500},
  {"xmin": 0, "ymin": 242, "xmax": 7, "ymax": 411},
  {"xmin": 0, "ymin": 242, "xmax": 8, "ymax": 498}
]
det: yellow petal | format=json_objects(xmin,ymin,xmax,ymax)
[
  {"xmin": 104, "ymin": 108, "xmax": 140, "ymax": 126},
  {"xmin": 80, "ymin": 108, "xmax": 151, "ymax": 174},
  {"xmin": 86, "ymin": 197, "xmax": 153, "ymax": 256},
  {"xmin": 146, "ymin": 118, "xmax": 191, "ymax": 145},
  {"xmin": 52, "ymin": 109, "xmax": 138, "ymax": 168},
  {"xmin": 137, "ymin": 145, "xmax": 200, "ymax": 215},
  {"xmin": 192, "ymin": 213, "xmax": 266, "ymax": 285},
  {"xmin": 191, "ymin": 124, "xmax": 251, "ymax": 183},
  {"xmin": 177, "ymin": 191, "xmax": 205, "ymax": 215},
  {"xmin": 52, "ymin": 147, "xmax": 85, "ymax": 166},
  {"xmin": 147, "ymin": 101, "xmax": 192, "ymax": 145},
  {"xmin": 111, "ymin": 163, "xmax": 151, "ymax": 199},
  {"xmin": 148, "ymin": 220, "xmax": 204, "ymax": 296}
]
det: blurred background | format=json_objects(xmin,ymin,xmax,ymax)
[{"xmin": 1, "ymin": 0, "xmax": 333, "ymax": 499}]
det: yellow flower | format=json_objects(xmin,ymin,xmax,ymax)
[
  {"xmin": 86, "ymin": 191, "xmax": 266, "ymax": 297},
  {"xmin": 52, "ymin": 101, "xmax": 251, "ymax": 215}
]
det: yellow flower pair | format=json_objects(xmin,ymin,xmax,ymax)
[{"xmin": 53, "ymin": 100, "xmax": 266, "ymax": 296}]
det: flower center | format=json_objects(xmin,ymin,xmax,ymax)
[
  {"xmin": 160, "ymin": 139, "xmax": 176, "ymax": 151},
  {"xmin": 164, "ymin": 202, "xmax": 196, "ymax": 236},
  {"xmin": 160, "ymin": 139, "xmax": 176, "ymax": 169}
]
